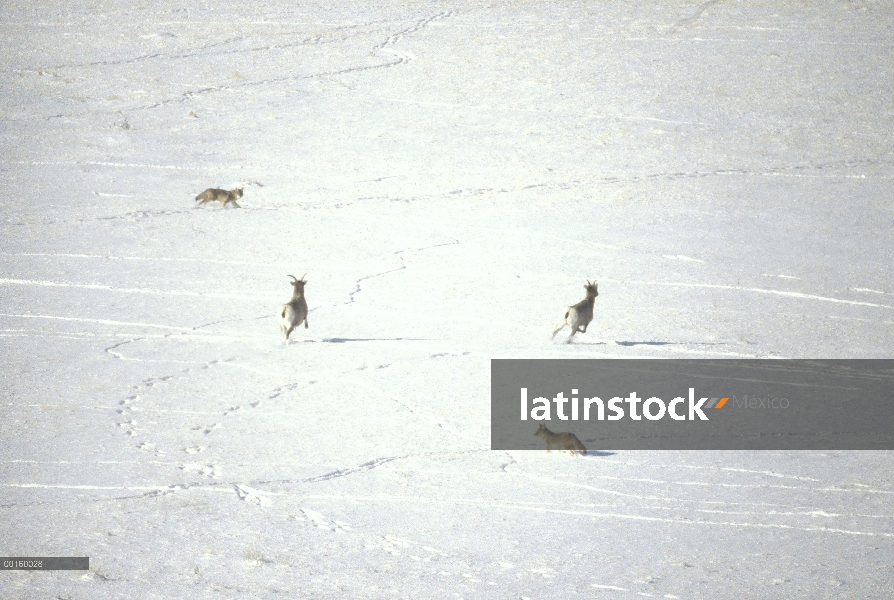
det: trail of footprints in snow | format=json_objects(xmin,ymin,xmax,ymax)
[
  {"xmin": 220, "ymin": 377, "xmax": 315, "ymax": 418},
  {"xmin": 114, "ymin": 360, "xmax": 296, "ymax": 479},
  {"xmin": 294, "ymin": 508, "xmax": 354, "ymax": 532},
  {"xmin": 285, "ymin": 508, "xmax": 682, "ymax": 595},
  {"xmin": 235, "ymin": 484, "xmax": 274, "ymax": 506},
  {"xmin": 117, "ymin": 374, "xmax": 175, "ymax": 443},
  {"xmin": 113, "ymin": 11, "xmax": 459, "ymax": 115},
  {"xmin": 181, "ymin": 463, "xmax": 221, "ymax": 479},
  {"xmin": 365, "ymin": 534, "xmax": 683, "ymax": 596}
]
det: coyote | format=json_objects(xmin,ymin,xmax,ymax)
[
  {"xmin": 534, "ymin": 424, "xmax": 587, "ymax": 456},
  {"xmin": 195, "ymin": 187, "xmax": 243, "ymax": 208}
]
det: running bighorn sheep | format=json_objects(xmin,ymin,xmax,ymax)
[
  {"xmin": 280, "ymin": 274, "xmax": 308, "ymax": 343},
  {"xmin": 552, "ymin": 280, "xmax": 598, "ymax": 343}
]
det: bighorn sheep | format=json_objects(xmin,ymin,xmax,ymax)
[
  {"xmin": 552, "ymin": 280, "xmax": 598, "ymax": 343},
  {"xmin": 280, "ymin": 274, "xmax": 308, "ymax": 343}
]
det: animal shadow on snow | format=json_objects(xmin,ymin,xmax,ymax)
[
  {"xmin": 614, "ymin": 340, "xmax": 733, "ymax": 347},
  {"xmin": 571, "ymin": 340, "xmax": 677, "ymax": 347},
  {"xmin": 572, "ymin": 340, "xmax": 733, "ymax": 347},
  {"xmin": 579, "ymin": 449, "xmax": 616, "ymax": 458},
  {"xmin": 540, "ymin": 449, "xmax": 615, "ymax": 458},
  {"xmin": 318, "ymin": 337, "xmax": 427, "ymax": 344}
]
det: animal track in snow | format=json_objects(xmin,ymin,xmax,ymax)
[
  {"xmin": 663, "ymin": 254, "xmax": 704, "ymax": 263},
  {"xmin": 297, "ymin": 508, "xmax": 353, "ymax": 533},
  {"xmin": 181, "ymin": 463, "xmax": 221, "ymax": 479},
  {"xmin": 268, "ymin": 381, "xmax": 300, "ymax": 399},
  {"xmin": 117, "ymin": 394, "xmax": 143, "ymax": 415},
  {"xmin": 191, "ymin": 422, "xmax": 222, "ymax": 435},
  {"xmin": 220, "ymin": 396, "xmax": 267, "ymax": 418},
  {"xmin": 116, "ymin": 394, "xmax": 145, "ymax": 436},
  {"xmin": 590, "ymin": 583, "xmax": 680, "ymax": 599},
  {"xmin": 235, "ymin": 484, "xmax": 272, "ymax": 506},
  {"xmin": 117, "ymin": 419, "xmax": 141, "ymax": 437},
  {"xmin": 306, "ymin": 455, "xmax": 406, "ymax": 483},
  {"xmin": 365, "ymin": 535, "xmax": 450, "ymax": 561},
  {"xmin": 430, "ymin": 351, "xmax": 471, "ymax": 359},
  {"xmin": 346, "ymin": 240, "xmax": 459, "ymax": 305},
  {"xmin": 374, "ymin": 10, "xmax": 456, "ymax": 52}
]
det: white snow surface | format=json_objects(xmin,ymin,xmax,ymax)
[{"xmin": 2, "ymin": 0, "xmax": 893, "ymax": 598}]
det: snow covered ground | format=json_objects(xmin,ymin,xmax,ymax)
[{"xmin": 1, "ymin": 0, "xmax": 893, "ymax": 597}]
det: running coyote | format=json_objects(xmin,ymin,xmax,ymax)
[{"xmin": 195, "ymin": 187, "xmax": 243, "ymax": 208}]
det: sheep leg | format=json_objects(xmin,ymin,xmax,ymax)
[{"xmin": 552, "ymin": 309, "xmax": 572, "ymax": 339}]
